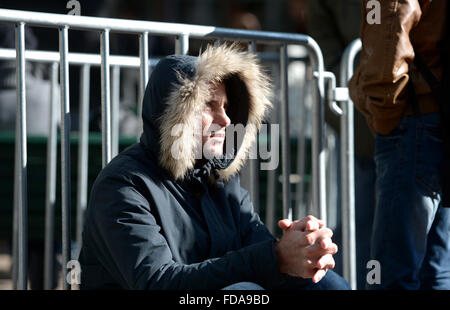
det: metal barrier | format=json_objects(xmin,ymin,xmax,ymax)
[
  {"xmin": 239, "ymin": 51, "xmax": 311, "ymax": 230},
  {"xmin": 319, "ymin": 38, "xmax": 363, "ymax": 290},
  {"xmin": 0, "ymin": 8, "xmax": 334, "ymax": 290},
  {"xmin": 339, "ymin": 38, "xmax": 362, "ymax": 290},
  {"xmin": 0, "ymin": 46, "xmax": 159, "ymax": 289}
]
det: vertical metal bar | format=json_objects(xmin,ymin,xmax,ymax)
[
  {"xmin": 248, "ymin": 41, "xmax": 257, "ymax": 53},
  {"xmin": 138, "ymin": 32, "xmax": 149, "ymax": 140},
  {"xmin": 339, "ymin": 39, "xmax": 361, "ymax": 290},
  {"xmin": 249, "ymin": 137, "xmax": 259, "ymax": 216},
  {"xmin": 265, "ymin": 168, "xmax": 277, "ymax": 233},
  {"xmin": 175, "ymin": 33, "xmax": 189, "ymax": 55},
  {"xmin": 295, "ymin": 103, "xmax": 307, "ymax": 220},
  {"xmin": 44, "ymin": 62, "xmax": 59, "ymax": 290},
  {"xmin": 322, "ymin": 71, "xmax": 341, "ymax": 228},
  {"xmin": 75, "ymin": 64, "xmax": 90, "ymax": 260},
  {"xmin": 280, "ymin": 45, "xmax": 291, "ymax": 220},
  {"xmin": 308, "ymin": 40, "xmax": 327, "ymax": 224},
  {"xmin": 265, "ymin": 62, "xmax": 279, "ymax": 233},
  {"xmin": 59, "ymin": 25, "xmax": 72, "ymax": 291},
  {"xmin": 12, "ymin": 103, "xmax": 20, "ymax": 289},
  {"xmin": 248, "ymin": 41, "xmax": 259, "ymax": 214},
  {"xmin": 111, "ymin": 65, "xmax": 120, "ymax": 158},
  {"xmin": 13, "ymin": 22, "xmax": 28, "ymax": 290},
  {"xmin": 101, "ymin": 29, "xmax": 112, "ymax": 167},
  {"xmin": 325, "ymin": 129, "xmax": 337, "ymax": 229},
  {"xmin": 295, "ymin": 63, "xmax": 310, "ymax": 220},
  {"xmin": 12, "ymin": 165, "xmax": 18, "ymax": 289}
]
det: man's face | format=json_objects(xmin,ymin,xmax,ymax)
[{"xmin": 202, "ymin": 82, "xmax": 231, "ymax": 158}]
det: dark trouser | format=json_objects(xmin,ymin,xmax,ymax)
[
  {"xmin": 368, "ymin": 113, "xmax": 450, "ymax": 289},
  {"xmin": 222, "ymin": 270, "xmax": 351, "ymax": 290}
]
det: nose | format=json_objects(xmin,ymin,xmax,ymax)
[{"xmin": 215, "ymin": 107, "xmax": 231, "ymax": 128}]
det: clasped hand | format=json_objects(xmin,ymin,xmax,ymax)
[{"xmin": 274, "ymin": 215, "xmax": 338, "ymax": 283}]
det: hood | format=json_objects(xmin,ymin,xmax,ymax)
[{"xmin": 140, "ymin": 44, "xmax": 272, "ymax": 182}]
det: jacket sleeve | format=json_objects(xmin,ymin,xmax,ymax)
[
  {"xmin": 235, "ymin": 183, "xmax": 310, "ymax": 289},
  {"xmin": 86, "ymin": 174, "xmax": 286, "ymax": 290},
  {"xmin": 348, "ymin": 0, "xmax": 423, "ymax": 135},
  {"xmin": 237, "ymin": 186, "xmax": 277, "ymax": 246}
]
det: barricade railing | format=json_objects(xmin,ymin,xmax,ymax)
[
  {"xmin": 0, "ymin": 46, "xmax": 159, "ymax": 289},
  {"xmin": 0, "ymin": 8, "xmax": 334, "ymax": 290},
  {"xmin": 0, "ymin": 45, "xmax": 317, "ymax": 289},
  {"xmin": 338, "ymin": 38, "xmax": 362, "ymax": 290},
  {"xmin": 317, "ymin": 38, "xmax": 363, "ymax": 290}
]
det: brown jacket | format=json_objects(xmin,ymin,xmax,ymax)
[{"xmin": 349, "ymin": 0, "xmax": 447, "ymax": 135}]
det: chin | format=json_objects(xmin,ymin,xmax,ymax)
[
  {"xmin": 204, "ymin": 145, "xmax": 224, "ymax": 159},
  {"xmin": 210, "ymin": 149, "xmax": 223, "ymax": 158}
]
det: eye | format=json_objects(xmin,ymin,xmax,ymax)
[{"xmin": 204, "ymin": 101, "xmax": 213, "ymax": 111}]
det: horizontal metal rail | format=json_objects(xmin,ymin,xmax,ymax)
[
  {"xmin": 0, "ymin": 47, "xmax": 157, "ymax": 67},
  {"xmin": 0, "ymin": 8, "xmax": 317, "ymax": 45}
]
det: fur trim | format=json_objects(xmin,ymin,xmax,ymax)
[{"xmin": 158, "ymin": 43, "xmax": 273, "ymax": 181}]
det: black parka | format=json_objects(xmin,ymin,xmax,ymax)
[{"xmin": 79, "ymin": 45, "xmax": 301, "ymax": 290}]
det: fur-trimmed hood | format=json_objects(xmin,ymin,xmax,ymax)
[{"xmin": 140, "ymin": 44, "xmax": 272, "ymax": 182}]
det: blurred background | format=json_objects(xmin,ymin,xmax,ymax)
[{"xmin": 0, "ymin": 0, "xmax": 374, "ymax": 290}]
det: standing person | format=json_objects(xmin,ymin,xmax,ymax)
[
  {"xmin": 349, "ymin": 0, "xmax": 450, "ymax": 289},
  {"xmin": 307, "ymin": 0, "xmax": 376, "ymax": 289},
  {"xmin": 78, "ymin": 44, "xmax": 350, "ymax": 290}
]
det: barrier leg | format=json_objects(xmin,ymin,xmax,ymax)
[
  {"xmin": 279, "ymin": 45, "xmax": 292, "ymax": 220},
  {"xmin": 75, "ymin": 64, "xmax": 90, "ymax": 261},
  {"xmin": 59, "ymin": 25, "xmax": 72, "ymax": 291},
  {"xmin": 138, "ymin": 32, "xmax": 149, "ymax": 140},
  {"xmin": 13, "ymin": 22, "xmax": 28, "ymax": 290},
  {"xmin": 44, "ymin": 62, "xmax": 59, "ymax": 290}
]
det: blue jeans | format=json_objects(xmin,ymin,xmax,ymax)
[
  {"xmin": 222, "ymin": 270, "xmax": 351, "ymax": 290},
  {"xmin": 368, "ymin": 113, "xmax": 450, "ymax": 289}
]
